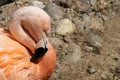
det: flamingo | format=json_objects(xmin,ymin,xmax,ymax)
[{"xmin": 0, "ymin": 6, "xmax": 56, "ymax": 80}]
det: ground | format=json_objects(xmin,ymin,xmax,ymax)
[{"xmin": 0, "ymin": 0, "xmax": 120, "ymax": 80}]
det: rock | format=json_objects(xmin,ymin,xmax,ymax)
[
  {"xmin": 55, "ymin": 19, "xmax": 76, "ymax": 36},
  {"xmin": 82, "ymin": 13, "xmax": 90, "ymax": 22},
  {"xmin": 84, "ymin": 34, "xmax": 103, "ymax": 48},
  {"xmin": 57, "ymin": 0, "xmax": 90, "ymax": 12},
  {"xmin": 64, "ymin": 43, "xmax": 83, "ymax": 62},
  {"xmin": 89, "ymin": 18, "xmax": 104, "ymax": 32},
  {"xmin": 72, "ymin": 17, "xmax": 83, "ymax": 32},
  {"xmin": 84, "ymin": 45, "xmax": 93, "ymax": 52},
  {"xmin": 31, "ymin": 0, "xmax": 45, "ymax": 9},
  {"xmin": 101, "ymin": 74, "xmax": 110, "ymax": 80},
  {"xmin": 63, "ymin": 36, "xmax": 72, "ymax": 43},
  {"xmin": 84, "ymin": 34, "xmax": 103, "ymax": 54},
  {"xmin": 90, "ymin": 0, "xmax": 98, "ymax": 5},
  {"xmin": 44, "ymin": 3, "xmax": 64, "ymax": 20},
  {"xmin": 74, "ymin": 0, "xmax": 90, "ymax": 12},
  {"xmin": 87, "ymin": 66, "xmax": 96, "ymax": 74},
  {"xmin": 82, "ymin": 14, "xmax": 104, "ymax": 33}
]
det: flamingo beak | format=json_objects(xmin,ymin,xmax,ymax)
[{"xmin": 30, "ymin": 34, "xmax": 48, "ymax": 62}]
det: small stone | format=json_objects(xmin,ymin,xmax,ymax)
[
  {"xmin": 64, "ymin": 43, "xmax": 83, "ymax": 62},
  {"xmin": 73, "ymin": 17, "xmax": 82, "ymax": 27},
  {"xmin": 90, "ymin": 0, "xmax": 97, "ymax": 5},
  {"xmin": 89, "ymin": 18, "xmax": 104, "ymax": 32},
  {"xmin": 63, "ymin": 36, "xmax": 72, "ymax": 43},
  {"xmin": 84, "ymin": 45, "xmax": 93, "ymax": 52},
  {"xmin": 55, "ymin": 19, "xmax": 76, "ymax": 36},
  {"xmin": 31, "ymin": 0, "xmax": 45, "ymax": 9},
  {"xmin": 101, "ymin": 15, "xmax": 108, "ymax": 21},
  {"xmin": 74, "ymin": 0, "xmax": 90, "ymax": 12},
  {"xmin": 101, "ymin": 74, "xmax": 109, "ymax": 80},
  {"xmin": 87, "ymin": 66, "xmax": 96, "ymax": 74},
  {"xmin": 82, "ymin": 13, "xmax": 90, "ymax": 22},
  {"xmin": 84, "ymin": 34, "xmax": 103, "ymax": 48},
  {"xmin": 82, "ymin": 14, "xmax": 104, "ymax": 33},
  {"xmin": 44, "ymin": 3, "xmax": 64, "ymax": 20},
  {"xmin": 84, "ymin": 34, "xmax": 103, "ymax": 54}
]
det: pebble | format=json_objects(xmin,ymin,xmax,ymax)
[
  {"xmin": 101, "ymin": 74, "xmax": 110, "ymax": 80},
  {"xmin": 89, "ymin": 18, "xmax": 104, "ymax": 32},
  {"xmin": 90, "ymin": 0, "xmax": 97, "ymax": 5},
  {"xmin": 64, "ymin": 43, "xmax": 83, "ymax": 62},
  {"xmin": 63, "ymin": 36, "xmax": 72, "ymax": 43},
  {"xmin": 84, "ymin": 45, "xmax": 93, "ymax": 52},
  {"xmin": 87, "ymin": 66, "xmax": 96, "ymax": 74},
  {"xmin": 44, "ymin": 3, "xmax": 64, "ymax": 20},
  {"xmin": 72, "ymin": 17, "xmax": 82, "ymax": 27},
  {"xmin": 31, "ymin": 0, "xmax": 45, "ymax": 9},
  {"xmin": 74, "ymin": 0, "xmax": 90, "ymax": 12},
  {"xmin": 82, "ymin": 14, "xmax": 104, "ymax": 33},
  {"xmin": 55, "ymin": 19, "xmax": 76, "ymax": 36},
  {"xmin": 84, "ymin": 34, "xmax": 103, "ymax": 54},
  {"xmin": 84, "ymin": 34, "xmax": 103, "ymax": 48},
  {"xmin": 82, "ymin": 13, "xmax": 90, "ymax": 22}
]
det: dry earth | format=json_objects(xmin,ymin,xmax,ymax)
[{"xmin": 0, "ymin": 0, "xmax": 120, "ymax": 80}]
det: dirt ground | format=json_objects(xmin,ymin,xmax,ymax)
[{"xmin": 0, "ymin": 0, "xmax": 120, "ymax": 80}]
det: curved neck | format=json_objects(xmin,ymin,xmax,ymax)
[
  {"xmin": 8, "ymin": 6, "xmax": 51, "ymax": 54},
  {"xmin": 8, "ymin": 17, "xmax": 36, "ymax": 53}
]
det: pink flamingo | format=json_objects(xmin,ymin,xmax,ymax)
[{"xmin": 0, "ymin": 6, "xmax": 56, "ymax": 80}]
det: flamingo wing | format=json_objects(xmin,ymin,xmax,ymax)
[{"xmin": 0, "ymin": 28, "xmax": 56, "ymax": 80}]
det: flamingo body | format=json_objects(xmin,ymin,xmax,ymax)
[{"xmin": 0, "ymin": 6, "xmax": 56, "ymax": 80}]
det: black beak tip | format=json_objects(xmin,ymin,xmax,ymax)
[{"xmin": 30, "ymin": 47, "xmax": 48, "ymax": 62}]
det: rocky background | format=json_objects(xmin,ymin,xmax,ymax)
[{"xmin": 0, "ymin": 0, "xmax": 120, "ymax": 80}]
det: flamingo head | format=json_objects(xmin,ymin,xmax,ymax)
[{"xmin": 8, "ymin": 6, "xmax": 51, "ymax": 62}]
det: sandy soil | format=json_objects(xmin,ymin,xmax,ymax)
[{"xmin": 0, "ymin": 0, "xmax": 120, "ymax": 80}]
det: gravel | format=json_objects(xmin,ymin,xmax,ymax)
[{"xmin": 0, "ymin": 0, "xmax": 120, "ymax": 80}]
